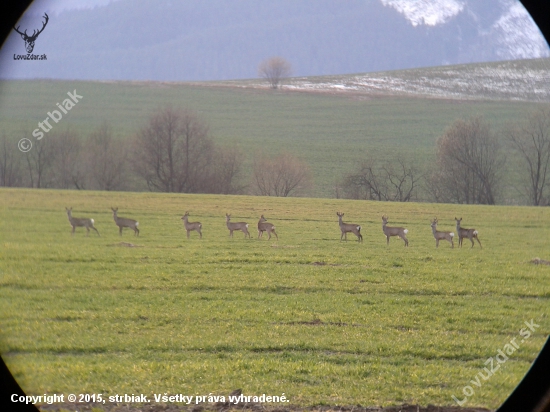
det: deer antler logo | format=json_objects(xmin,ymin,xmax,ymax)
[{"xmin": 13, "ymin": 13, "xmax": 49, "ymax": 54}]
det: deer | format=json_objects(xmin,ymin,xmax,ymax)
[
  {"xmin": 65, "ymin": 207, "xmax": 100, "ymax": 236},
  {"xmin": 111, "ymin": 207, "xmax": 139, "ymax": 236},
  {"xmin": 257, "ymin": 215, "xmax": 278, "ymax": 240},
  {"xmin": 336, "ymin": 212, "xmax": 363, "ymax": 242},
  {"xmin": 181, "ymin": 211, "xmax": 202, "ymax": 239},
  {"xmin": 382, "ymin": 215, "xmax": 409, "ymax": 246},
  {"xmin": 13, "ymin": 13, "xmax": 49, "ymax": 54},
  {"xmin": 226, "ymin": 214, "xmax": 250, "ymax": 238},
  {"xmin": 430, "ymin": 218, "xmax": 454, "ymax": 248},
  {"xmin": 454, "ymin": 217, "xmax": 482, "ymax": 248}
]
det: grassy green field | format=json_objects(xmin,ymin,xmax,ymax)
[
  {"xmin": 0, "ymin": 78, "xmax": 546, "ymax": 199},
  {"xmin": 0, "ymin": 188, "xmax": 549, "ymax": 409}
]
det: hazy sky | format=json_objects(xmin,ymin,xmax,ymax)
[{"xmin": 22, "ymin": 0, "xmax": 120, "ymax": 15}]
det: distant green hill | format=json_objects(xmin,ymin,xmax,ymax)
[{"xmin": 0, "ymin": 59, "xmax": 548, "ymax": 201}]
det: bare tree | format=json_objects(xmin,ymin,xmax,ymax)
[
  {"xmin": 86, "ymin": 123, "xmax": 128, "ymax": 191},
  {"xmin": 134, "ymin": 107, "xmax": 211, "ymax": 192},
  {"xmin": 50, "ymin": 129, "xmax": 86, "ymax": 190},
  {"xmin": 0, "ymin": 133, "xmax": 23, "ymax": 187},
  {"xmin": 252, "ymin": 151, "xmax": 311, "ymax": 197},
  {"xmin": 507, "ymin": 107, "xmax": 550, "ymax": 206},
  {"xmin": 134, "ymin": 106, "xmax": 242, "ymax": 194},
  {"xmin": 24, "ymin": 137, "xmax": 56, "ymax": 188},
  {"xmin": 258, "ymin": 57, "xmax": 292, "ymax": 89},
  {"xmin": 206, "ymin": 146, "xmax": 247, "ymax": 194},
  {"xmin": 342, "ymin": 155, "xmax": 421, "ymax": 201},
  {"xmin": 432, "ymin": 117, "xmax": 504, "ymax": 204}
]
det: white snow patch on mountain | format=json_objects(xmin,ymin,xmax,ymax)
[
  {"xmin": 492, "ymin": 1, "xmax": 550, "ymax": 59},
  {"xmin": 380, "ymin": 0, "xmax": 465, "ymax": 26}
]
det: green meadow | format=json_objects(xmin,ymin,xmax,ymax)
[
  {"xmin": 0, "ymin": 78, "xmax": 545, "ymax": 199},
  {"xmin": 0, "ymin": 188, "xmax": 548, "ymax": 409}
]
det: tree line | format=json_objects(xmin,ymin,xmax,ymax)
[
  {"xmin": 0, "ymin": 106, "xmax": 311, "ymax": 197},
  {"xmin": 1, "ymin": 106, "xmax": 549, "ymax": 206},
  {"xmin": 340, "ymin": 107, "xmax": 550, "ymax": 206}
]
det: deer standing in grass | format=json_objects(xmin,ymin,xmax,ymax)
[
  {"xmin": 382, "ymin": 215, "xmax": 409, "ymax": 246},
  {"xmin": 430, "ymin": 218, "xmax": 454, "ymax": 248},
  {"xmin": 226, "ymin": 214, "xmax": 250, "ymax": 238},
  {"xmin": 111, "ymin": 207, "xmax": 139, "ymax": 236},
  {"xmin": 455, "ymin": 217, "xmax": 482, "ymax": 248},
  {"xmin": 181, "ymin": 211, "xmax": 202, "ymax": 239},
  {"xmin": 257, "ymin": 215, "xmax": 278, "ymax": 240},
  {"xmin": 336, "ymin": 212, "xmax": 363, "ymax": 242},
  {"xmin": 65, "ymin": 207, "xmax": 100, "ymax": 236}
]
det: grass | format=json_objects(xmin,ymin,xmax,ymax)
[
  {"xmin": 0, "ymin": 77, "xmax": 546, "ymax": 199},
  {"xmin": 0, "ymin": 188, "xmax": 549, "ymax": 409}
]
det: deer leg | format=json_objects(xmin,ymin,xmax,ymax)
[
  {"xmin": 436, "ymin": 239, "xmax": 439, "ymax": 248},
  {"xmin": 86, "ymin": 227, "xmax": 90, "ymax": 237},
  {"xmin": 93, "ymin": 227, "xmax": 100, "ymax": 236},
  {"xmin": 273, "ymin": 230, "xmax": 278, "ymax": 240},
  {"xmin": 198, "ymin": 229, "xmax": 202, "ymax": 239},
  {"xmin": 229, "ymin": 230, "xmax": 233, "ymax": 238},
  {"xmin": 119, "ymin": 226, "xmax": 123, "ymax": 236},
  {"xmin": 469, "ymin": 236, "xmax": 475, "ymax": 248},
  {"xmin": 386, "ymin": 236, "xmax": 390, "ymax": 245},
  {"xmin": 475, "ymin": 236, "xmax": 482, "ymax": 249},
  {"xmin": 71, "ymin": 226, "xmax": 75, "ymax": 235},
  {"xmin": 186, "ymin": 230, "xmax": 190, "ymax": 239}
]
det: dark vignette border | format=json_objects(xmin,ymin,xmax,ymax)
[{"xmin": 0, "ymin": 0, "xmax": 548, "ymax": 411}]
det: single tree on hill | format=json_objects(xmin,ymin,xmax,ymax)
[{"xmin": 258, "ymin": 57, "xmax": 292, "ymax": 89}]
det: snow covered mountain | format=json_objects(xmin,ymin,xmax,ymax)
[
  {"xmin": 381, "ymin": 0, "xmax": 549, "ymax": 60},
  {"xmin": 0, "ymin": 0, "xmax": 548, "ymax": 81}
]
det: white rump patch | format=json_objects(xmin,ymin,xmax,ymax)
[
  {"xmin": 245, "ymin": 224, "xmax": 249, "ymax": 228},
  {"xmin": 473, "ymin": 230, "xmax": 478, "ymax": 235},
  {"xmin": 450, "ymin": 232, "xmax": 454, "ymax": 237},
  {"xmin": 404, "ymin": 229, "xmax": 409, "ymax": 234},
  {"xmin": 357, "ymin": 226, "xmax": 361, "ymax": 231},
  {"xmin": 90, "ymin": 219, "xmax": 94, "ymax": 224},
  {"xmin": 135, "ymin": 222, "xmax": 139, "ymax": 227}
]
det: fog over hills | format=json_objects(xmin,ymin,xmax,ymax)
[{"xmin": 1, "ymin": 0, "xmax": 548, "ymax": 81}]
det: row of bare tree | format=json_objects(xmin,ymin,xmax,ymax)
[
  {"xmin": 1, "ymin": 106, "xmax": 549, "ymax": 205},
  {"xmin": 0, "ymin": 106, "xmax": 312, "ymax": 197},
  {"xmin": 341, "ymin": 108, "xmax": 550, "ymax": 206}
]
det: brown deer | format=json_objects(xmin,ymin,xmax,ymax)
[
  {"xmin": 181, "ymin": 211, "xmax": 202, "ymax": 239},
  {"xmin": 226, "ymin": 214, "xmax": 250, "ymax": 238},
  {"xmin": 111, "ymin": 207, "xmax": 139, "ymax": 236},
  {"xmin": 430, "ymin": 218, "xmax": 454, "ymax": 248},
  {"xmin": 382, "ymin": 215, "xmax": 409, "ymax": 246},
  {"xmin": 257, "ymin": 215, "xmax": 278, "ymax": 240},
  {"xmin": 336, "ymin": 212, "xmax": 363, "ymax": 242},
  {"xmin": 455, "ymin": 217, "xmax": 482, "ymax": 248},
  {"xmin": 13, "ymin": 13, "xmax": 49, "ymax": 53},
  {"xmin": 65, "ymin": 207, "xmax": 99, "ymax": 236}
]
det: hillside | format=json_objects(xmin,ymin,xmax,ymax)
[
  {"xmin": 0, "ymin": 59, "xmax": 549, "ymax": 201},
  {"xmin": 220, "ymin": 58, "xmax": 550, "ymax": 102}
]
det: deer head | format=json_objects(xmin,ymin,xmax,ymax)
[{"xmin": 14, "ymin": 13, "xmax": 49, "ymax": 53}]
